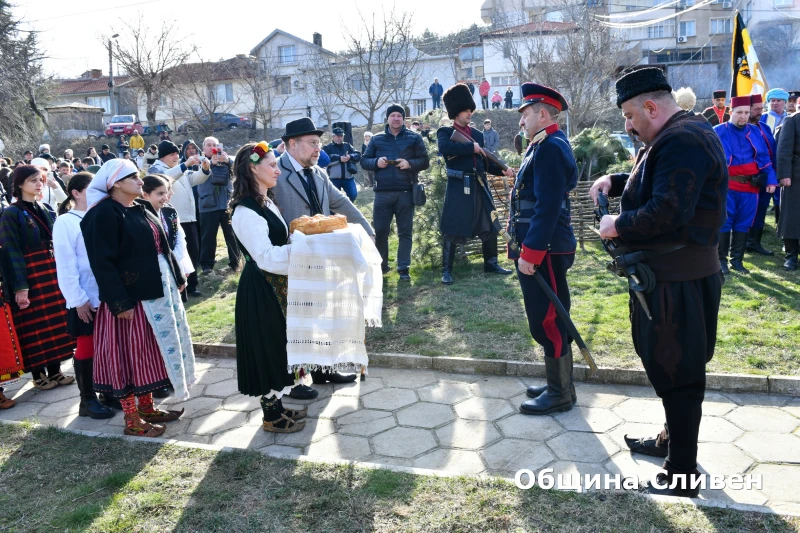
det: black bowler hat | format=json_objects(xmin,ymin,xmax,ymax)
[
  {"xmin": 281, "ymin": 117, "xmax": 324, "ymax": 142},
  {"xmin": 615, "ymin": 67, "xmax": 672, "ymax": 108},
  {"xmin": 332, "ymin": 127, "xmax": 344, "ymax": 136},
  {"xmin": 713, "ymin": 89, "xmax": 726, "ymax": 99},
  {"xmin": 518, "ymin": 82, "xmax": 568, "ymax": 112},
  {"xmin": 789, "ymin": 91, "xmax": 800, "ymax": 101}
]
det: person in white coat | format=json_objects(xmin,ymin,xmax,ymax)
[
  {"xmin": 52, "ymin": 172, "xmax": 115, "ymax": 418},
  {"xmin": 30, "ymin": 157, "xmax": 67, "ymax": 209}
]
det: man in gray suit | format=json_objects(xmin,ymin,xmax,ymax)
[{"xmin": 272, "ymin": 117, "xmax": 375, "ymax": 399}]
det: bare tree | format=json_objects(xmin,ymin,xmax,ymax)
[
  {"xmin": 103, "ymin": 16, "xmax": 195, "ymax": 124},
  {"xmin": 751, "ymin": 20, "xmax": 800, "ymax": 90},
  {"xmin": 332, "ymin": 10, "xmax": 422, "ymax": 129},
  {"xmin": 235, "ymin": 54, "xmax": 291, "ymax": 130},
  {"xmin": 298, "ymin": 51, "xmax": 343, "ymax": 132}
]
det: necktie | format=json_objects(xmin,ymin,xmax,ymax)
[{"xmin": 302, "ymin": 168, "xmax": 321, "ymax": 215}]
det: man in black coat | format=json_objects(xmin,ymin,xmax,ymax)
[
  {"xmin": 361, "ymin": 104, "xmax": 430, "ymax": 280},
  {"xmin": 322, "ymin": 127, "xmax": 361, "ymax": 202},
  {"xmin": 437, "ymin": 83, "xmax": 515, "ymax": 284},
  {"xmin": 590, "ymin": 68, "xmax": 727, "ymax": 498}
]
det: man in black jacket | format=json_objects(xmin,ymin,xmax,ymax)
[
  {"xmin": 361, "ymin": 104, "xmax": 430, "ymax": 280},
  {"xmin": 322, "ymin": 127, "xmax": 361, "ymax": 201},
  {"xmin": 590, "ymin": 68, "xmax": 727, "ymax": 498}
]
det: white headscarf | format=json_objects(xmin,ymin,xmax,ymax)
[{"xmin": 86, "ymin": 159, "xmax": 139, "ymax": 208}]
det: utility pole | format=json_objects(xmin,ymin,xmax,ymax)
[{"xmin": 108, "ymin": 33, "xmax": 119, "ymax": 116}]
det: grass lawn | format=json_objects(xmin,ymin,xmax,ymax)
[
  {"xmin": 1, "ymin": 423, "xmax": 798, "ymax": 532},
  {"xmin": 186, "ymin": 187, "xmax": 800, "ymax": 376}
]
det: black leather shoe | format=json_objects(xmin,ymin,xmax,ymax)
[
  {"xmin": 398, "ymin": 269, "xmax": 411, "ymax": 282},
  {"xmin": 520, "ymin": 354, "xmax": 573, "ymax": 415},
  {"xmin": 189, "ymin": 290, "xmax": 203, "ymax": 297},
  {"xmin": 152, "ymin": 386, "xmax": 172, "ymax": 399},
  {"xmin": 441, "ymin": 240, "xmax": 456, "ymax": 285},
  {"xmin": 624, "ymin": 428, "xmax": 669, "ymax": 458},
  {"xmin": 483, "ymin": 258, "xmax": 512, "ymax": 275},
  {"xmin": 526, "ymin": 384, "xmax": 577, "ymax": 404},
  {"xmin": 441, "ymin": 271, "xmax": 453, "ymax": 285},
  {"xmin": 311, "ymin": 371, "xmax": 357, "ymax": 384},
  {"xmin": 79, "ymin": 397, "xmax": 115, "ymax": 419},
  {"xmin": 99, "ymin": 394, "xmax": 123, "ymax": 410},
  {"xmin": 746, "ymin": 227, "xmax": 773, "ymax": 255},
  {"xmin": 288, "ymin": 384, "xmax": 319, "ymax": 400}
]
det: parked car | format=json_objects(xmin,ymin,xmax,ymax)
[
  {"xmin": 609, "ymin": 131, "xmax": 636, "ymax": 157},
  {"xmin": 143, "ymin": 123, "xmax": 172, "ymax": 136},
  {"xmin": 105, "ymin": 115, "xmax": 144, "ymax": 137},
  {"xmin": 178, "ymin": 113, "xmax": 253, "ymax": 132}
]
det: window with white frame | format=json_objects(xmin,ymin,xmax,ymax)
[
  {"xmin": 414, "ymin": 99, "xmax": 426, "ymax": 116},
  {"xmin": 275, "ymin": 77, "xmax": 291, "ymax": 95},
  {"xmin": 213, "ymin": 83, "xmax": 234, "ymax": 103},
  {"xmin": 278, "ymin": 45, "xmax": 297, "ymax": 64},
  {"xmin": 86, "ymin": 96, "xmax": 110, "ymax": 110},
  {"xmin": 710, "ymin": 18, "xmax": 732, "ymax": 34},
  {"xmin": 349, "ymin": 74, "xmax": 367, "ymax": 92},
  {"xmin": 678, "ymin": 0, "xmax": 694, "ymax": 7},
  {"xmin": 491, "ymin": 76, "xmax": 518, "ymax": 87},
  {"xmin": 648, "ymin": 20, "xmax": 675, "ymax": 38},
  {"xmin": 679, "ymin": 20, "xmax": 696, "ymax": 37},
  {"xmin": 386, "ymin": 70, "xmax": 403, "ymax": 89},
  {"xmin": 774, "ymin": 0, "xmax": 793, "ymax": 6}
]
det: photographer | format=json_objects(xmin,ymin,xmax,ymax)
[
  {"xmin": 30, "ymin": 157, "xmax": 67, "ymax": 209},
  {"xmin": 361, "ymin": 104, "xmax": 429, "ymax": 281},
  {"xmin": 322, "ymin": 127, "xmax": 361, "ymax": 202}
]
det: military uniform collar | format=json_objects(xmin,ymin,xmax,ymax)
[{"xmin": 530, "ymin": 123, "xmax": 559, "ymax": 146}]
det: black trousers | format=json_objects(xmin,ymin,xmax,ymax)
[
  {"xmin": 199, "ymin": 210, "xmax": 241, "ymax": 270},
  {"xmin": 516, "ymin": 253, "xmax": 574, "ymax": 358},
  {"xmin": 630, "ymin": 272, "xmax": 723, "ymax": 471},
  {"xmin": 373, "ymin": 190, "xmax": 415, "ymax": 271},
  {"xmin": 181, "ymin": 221, "xmax": 200, "ymax": 291}
]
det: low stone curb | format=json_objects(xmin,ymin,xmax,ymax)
[
  {"xmin": 193, "ymin": 343, "xmax": 799, "ymax": 397},
  {"xmin": 2, "ymin": 419, "xmax": 797, "ymax": 519}
]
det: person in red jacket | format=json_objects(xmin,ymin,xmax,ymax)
[{"xmin": 479, "ymin": 78, "xmax": 490, "ymax": 110}]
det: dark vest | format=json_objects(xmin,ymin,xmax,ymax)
[{"xmin": 232, "ymin": 197, "xmax": 288, "ymax": 264}]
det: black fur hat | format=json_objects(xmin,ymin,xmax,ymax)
[
  {"xmin": 443, "ymin": 83, "xmax": 476, "ymax": 120},
  {"xmin": 615, "ymin": 67, "xmax": 672, "ymax": 108}
]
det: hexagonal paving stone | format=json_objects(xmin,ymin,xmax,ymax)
[
  {"xmin": 40, "ymin": 413, "xmax": 111, "ymax": 432},
  {"xmin": 372, "ymin": 427, "xmax": 437, "ymax": 458},
  {"xmin": 273, "ymin": 418, "xmax": 336, "ymax": 447},
  {"xmin": 702, "ymin": 392, "xmax": 737, "ymax": 417},
  {"xmin": 188, "ymin": 410, "xmax": 248, "ymax": 435},
  {"xmin": 396, "ymin": 403, "xmax": 455, "ymax": 428},
  {"xmin": 435, "ymin": 420, "xmax": 501, "ymax": 450},
  {"xmin": 331, "ymin": 377, "xmax": 384, "ymax": 397},
  {"xmin": 468, "ymin": 377, "xmax": 526, "ymax": 399},
  {"xmin": 454, "ymin": 397, "xmax": 514, "ymax": 421},
  {"xmin": 438, "ymin": 373, "xmax": 482, "ymax": 384},
  {"xmin": 195, "ymin": 368, "xmax": 235, "ymax": 385},
  {"xmin": 480, "ymin": 439, "xmax": 555, "ymax": 473},
  {"xmin": 306, "ymin": 434, "xmax": 372, "ymax": 461},
  {"xmin": 726, "ymin": 406, "xmax": 800, "ymax": 433},
  {"xmin": 362, "ymin": 388, "xmax": 418, "ymax": 411},
  {"xmin": 223, "ymin": 395, "xmax": 261, "ymax": 412},
  {"xmin": 258, "ymin": 445, "xmax": 305, "ymax": 458},
  {"xmin": 726, "ymin": 393, "xmax": 790, "ymax": 407},
  {"xmin": 697, "ymin": 442, "xmax": 754, "ymax": 477},
  {"xmin": 416, "ymin": 382, "xmax": 473, "ymax": 405},
  {"xmin": 698, "ymin": 416, "xmax": 744, "ymax": 443},
  {"xmin": 604, "ymin": 453, "xmax": 664, "ymax": 484},
  {"xmin": 337, "ymin": 409, "xmax": 396, "ymax": 437},
  {"xmin": 367, "ymin": 368, "xmax": 437, "ymax": 389},
  {"xmin": 548, "ymin": 432, "xmax": 619, "ymax": 464},
  {"xmin": 546, "ymin": 461, "xmax": 609, "ymax": 491},
  {"xmin": 211, "ymin": 424, "xmax": 275, "ymax": 449},
  {"xmin": 574, "ymin": 384, "xmax": 627, "ymax": 409},
  {"xmin": 749, "ymin": 464, "xmax": 800, "ymax": 504},
  {"xmin": 612, "ymin": 399, "xmax": 664, "ymax": 424},
  {"xmin": 784, "ymin": 399, "xmax": 800, "ymax": 419},
  {"xmin": 306, "ymin": 396, "xmax": 360, "ymax": 419},
  {"xmin": 555, "ymin": 407, "xmax": 623, "ymax": 434},
  {"xmin": 496, "ymin": 413, "xmax": 562, "ymax": 441},
  {"xmin": 38, "ymin": 396, "xmax": 81, "ymax": 418},
  {"xmin": 168, "ymin": 397, "xmax": 223, "ymax": 418},
  {"xmin": 33, "ymin": 383, "xmax": 80, "ymax": 403},
  {"xmin": 613, "ymin": 385, "xmax": 658, "ymax": 399},
  {"xmin": 413, "ymin": 449, "xmax": 486, "ymax": 475},
  {"xmin": 736, "ymin": 432, "xmax": 800, "ymax": 463},
  {"xmin": 204, "ymin": 378, "xmax": 239, "ymax": 398}
]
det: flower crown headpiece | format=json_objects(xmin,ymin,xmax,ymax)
[{"xmin": 250, "ymin": 141, "xmax": 272, "ymax": 163}]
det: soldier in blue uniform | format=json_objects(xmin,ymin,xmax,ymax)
[
  {"xmin": 437, "ymin": 83, "xmax": 515, "ymax": 285},
  {"xmin": 714, "ymin": 95, "xmax": 777, "ymax": 274},
  {"xmin": 746, "ymin": 93, "xmax": 778, "ymax": 257},
  {"xmin": 508, "ymin": 83, "xmax": 579, "ymax": 415}
]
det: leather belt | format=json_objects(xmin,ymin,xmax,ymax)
[{"xmin": 729, "ymin": 175, "xmax": 755, "ymax": 184}]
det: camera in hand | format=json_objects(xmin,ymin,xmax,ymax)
[{"xmin": 385, "ymin": 160, "xmax": 398, "ymax": 166}]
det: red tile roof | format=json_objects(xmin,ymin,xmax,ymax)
[{"xmin": 57, "ymin": 76, "xmax": 133, "ymax": 95}]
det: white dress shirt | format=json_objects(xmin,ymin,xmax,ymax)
[
  {"xmin": 52, "ymin": 209, "xmax": 100, "ymax": 309},
  {"xmin": 231, "ymin": 199, "xmax": 290, "ymax": 275}
]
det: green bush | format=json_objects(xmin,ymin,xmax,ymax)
[{"xmin": 570, "ymin": 128, "xmax": 631, "ymax": 181}]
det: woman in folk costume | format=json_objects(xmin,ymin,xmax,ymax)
[
  {"xmin": 0, "ymin": 165, "xmax": 76, "ymax": 390},
  {"xmin": 52, "ymin": 172, "xmax": 114, "ymax": 419},
  {"xmin": 230, "ymin": 141, "xmax": 306, "ymax": 434},
  {"xmin": 81, "ymin": 159, "xmax": 194, "ymax": 438}
]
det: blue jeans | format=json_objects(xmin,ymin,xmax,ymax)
[
  {"xmin": 373, "ymin": 190, "xmax": 415, "ymax": 271},
  {"xmin": 432, "ymin": 96, "xmax": 441, "ymax": 109},
  {"xmin": 331, "ymin": 178, "xmax": 357, "ymax": 202}
]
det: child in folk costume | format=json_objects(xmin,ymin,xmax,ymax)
[
  {"xmin": 52, "ymin": 172, "xmax": 115, "ymax": 419},
  {"xmin": 0, "ymin": 165, "xmax": 76, "ymax": 390},
  {"xmin": 81, "ymin": 160, "xmax": 195, "ymax": 438},
  {"xmin": 230, "ymin": 141, "xmax": 306, "ymax": 433}
]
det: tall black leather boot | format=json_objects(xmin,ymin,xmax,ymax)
[
  {"xmin": 746, "ymin": 226, "xmax": 773, "ymax": 255},
  {"xmin": 730, "ymin": 232, "xmax": 750, "ymax": 274},
  {"xmin": 784, "ymin": 239, "xmax": 799, "ymax": 271},
  {"xmin": 74, "ymin": 359, "xmax": 114, "ymax": 419},
  {"xmin": 441, "ymin": 240, "xmax": 456, "ymax": 285},
  {"xmin": 520, "ymin": 350, "xmax": 573, "ymax": 415},
  {"xmin": 482, "ymin": 236, "xmax": 512, "ymax": 275},
  {"xmin": 718, "ymin": 232, "xmax": 730, "ymax": 275},
  {"xmin": 526, "ymin": 345, "xmax": 576, "ymax": 403},
  {"xmin": 775, "ymin": 205, "xmax": 781, "ymax": 225}
]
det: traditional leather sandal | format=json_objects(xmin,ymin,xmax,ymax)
[
  {"xmin": 282, "ymin": 405, "xmax": 307, "ymax": 421},
  {"xmin": 0, "ymin": 391, "xmax": 16, "ymax": 409},
  {"xmin": 33, "ymin": 375, "xmax": 58, "ymax": 391},
  {"xmin": 48, "ymin": 372, "xmax": 75, "ymax": 386},
  {"xmin": 262, "ymin": 413, "xmax": 305, "ymax": 433},
  {"xmin": 138, "ymin": 408, "xmax": 184, "ymax": 423},
  {"xmin": 123, "ymin": 414, "xmax": 166, "ymax": 438}
]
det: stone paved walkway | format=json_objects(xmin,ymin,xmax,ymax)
[{"xmin": 2, "ymin": 358, "xmax": 799, "ymax": 515}]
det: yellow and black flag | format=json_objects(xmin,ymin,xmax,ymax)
[{"xmin": 730, "ymin": 11, "xmax": 768, "ymax": 97}]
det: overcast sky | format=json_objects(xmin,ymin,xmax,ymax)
[{"xmin": 14, "ymin": 0, "xmax": 486, "ymax": 78}]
